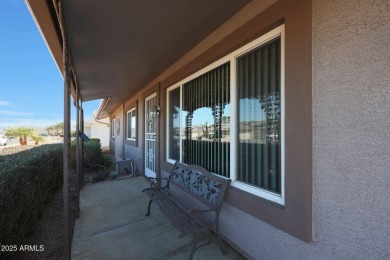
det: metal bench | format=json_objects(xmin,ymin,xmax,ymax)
[{"xmin": 142, "ymin": 162, "xmax": 231, "ymax": 259}]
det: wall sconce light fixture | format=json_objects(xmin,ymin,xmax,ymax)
[{"xmin": 149, "ymin": 105, "xmax": 160, "ymax": 118}]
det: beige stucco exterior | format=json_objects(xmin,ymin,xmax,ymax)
[
  {"xmin": 27, "ymin": 0, "xmax": 390, "ymax": 258},
  {"xmin": 107, "ymin": 0, "xmax": 390, "ymax": 258},
  {"xmin": 84, "ymin": 115, "xmax": 110, "ymax": 150}
]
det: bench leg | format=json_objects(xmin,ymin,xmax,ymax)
[
  {"xmin": 216, "ymin": 225, "xmax": 227, "ymax": 255},
  {"xmin": 189, "ymin": 231, "xmax": 199, "ymax": 260},
  {"xmin": 189, "ymin": 230, "xmax": 215, "ymax": 259},
  {"xmin": 145, "ymin": 199, "xmax": 153, "ymax": 217},
  {"xmin": 217, "ymin": 235, "xmax": 227, "ymax": 255}
]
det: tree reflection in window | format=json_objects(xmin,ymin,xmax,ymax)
[
  {"xmin": 259, "ymin": 92, "xmax": 280, "ymax": 145},
  {"xmin": 237, "ymin": 36, "xmax": 281, "ymax": 194},
  {"xmin": 182, "ymin": 63, "xmax": 230, "ymax": 177}
]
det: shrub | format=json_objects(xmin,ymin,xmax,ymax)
[
  {"xmin": 0, "ymin": 144, "xmax": 63, "ymax": 246},
  {"xmin": 88, "ymin": 138, "xmax": 100, "ymax": 143},
  {"xmin": 0, "ymin": 145, "xmax": 35, "ymax": 156},
  {"xmin": 0, "ymin": 140, "xmax": 113, "ymax": 251},
  {"xmin": 70, "ymin": 138, "xmax": 112, "ymax": 170}
]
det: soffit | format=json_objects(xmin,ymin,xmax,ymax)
[{"xmin": 63, "ymin": 0, "xmax": 250, "ymax": 107}]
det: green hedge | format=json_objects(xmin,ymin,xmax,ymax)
[
  {"xmin": 88, "ymin": 138, "xmax": 100, "ymax": 143},
  {"xmin": 0, "ymin": 140, "xmax": 112, "ymax": 248},
  {"xmin": 0, "ymin": 144, "xmax": 63, "ymax": 245},
  {"xmin": 70, "ymin": 138, "xmax": 112, "ymax": 170}
]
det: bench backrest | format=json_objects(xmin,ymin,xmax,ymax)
[{"xmin": 168, "ymin": 162, "xmax": 231, "ymax": 210}]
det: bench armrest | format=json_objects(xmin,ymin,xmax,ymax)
[
  {"xmin": 189, "ymin": 207, "xmax": 218, "ymax": 217},
  {"xmin": 147, "ymin": 176, "xmax": 170, "ymax": 188},
  {"xmin": 189, "ymin": 208, "xmax": 220, "ymax": 229}
]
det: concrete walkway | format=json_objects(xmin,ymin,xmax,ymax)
[{"xmin": 72, "ymin": 176, "xmax": 245, "ymax": 260}]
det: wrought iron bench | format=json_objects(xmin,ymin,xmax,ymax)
[{"xmin": 142, "ymin": 162, "xmax": 231, "ymax": 259}]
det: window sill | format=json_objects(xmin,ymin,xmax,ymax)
[
  {"xmin": 231, "ymin": 181, "xmax": 284, "ymax": 205},
  {"xmin": 125, "ymin": 139, "xmax": 137, "ymax": 147}
]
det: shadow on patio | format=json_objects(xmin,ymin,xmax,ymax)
[{"xmin": 72, "ymin": 176, "xmax": 245, "ymax": 259}]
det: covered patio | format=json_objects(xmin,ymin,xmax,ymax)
[
  {"xmin": 72, "ymin": 176, "xmax": 244, "ymax": 259},
  {"xmin": 25, "ymin": 1, "xmax": 253, "ymax": 258},
  {"xmin": 25, "ymin": 1, "xmax": 390, "ymax": 259}
]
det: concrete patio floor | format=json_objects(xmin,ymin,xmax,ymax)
[{"xmin": 72, "ymin": 176, "xmax": 245, "ymax": 260}]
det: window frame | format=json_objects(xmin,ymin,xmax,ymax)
[
  {"xmin": 231, "ymin": 25, "xmax": 285, "ymax": 205},
  {"xmin": 166, "ymin": 25, "xmax": 285, "ymax": 205},
  {"xmin": 166, "ymin": 85, "xmax": 182, "ymax": 164},
  {"xmin": 166, "ymin": 56, "xmax": 231, "ymax": 164},
  {"xmin": 126, "ymin": 107, "xmax": 137, "ymax": 141},
  {"xmin": 111, "ymin": 118, "xmax": 115, "ymax": 138}
]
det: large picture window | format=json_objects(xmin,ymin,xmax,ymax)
[
  {"xmin": 126, "ymin": 108, "xmax": 137, "ymax": 141},
  {"xmin": 237, "ymin": 37, "xmax": 281, "ymax": 194},
  {"xmin": 182, "ymin": 63, "xmax": 230, "ymax": 177},
  {"xmin": 167, "ymin": 25, "xmax": 284, "ymax": 204}
]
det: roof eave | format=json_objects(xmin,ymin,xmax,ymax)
[
  {"xmin": 25, "ymin": 0, "xmax": 78, "ymax": 100},
  {"xmin": 25, "ymin": 0, "xmax": 63, "ymax": 76}
]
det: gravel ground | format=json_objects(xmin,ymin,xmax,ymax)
[
  {"xmin": 14, "ymin": 188, "xmax": 65, "ymax": 260},
  {"xmin": 1, "ymin": 150, "xmax": 118, "ymax": 260},
  {"xmin": 9, "ymin": 169, "xmax": 81, "ymax": 260},
  {"xmin": 6, "ymin": 153, "xmax": 120, "ymax": 259}
]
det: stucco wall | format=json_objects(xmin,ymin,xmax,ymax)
[
  {"xmin": 124, "ymin": 145, "xmax": 142, "ymax": 173},
  {"xmin": 110, "ymin": 138, "xmax": 115, "ymax": 154},
  {"xmin": 219, "ymin": 0, "xmax": 390, "ymax": 259},
  {"xmin": 105, "ymin": 0, "xmax": 390, "ymax": 258},
  {"xmin": 90, "ymin": 118, "xmax": 110, "ymax": 150},
  {"xmin": 312, "ymin": 0, "xmax": 390, "ymax": 258},
  {"xmin": 123, "ymin": 92, "xmax": 144, "ymax": 173},
  {"xmin": 114, "ymin": 106, "xmax": 124, "ymax": 159}
]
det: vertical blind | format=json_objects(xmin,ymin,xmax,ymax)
[
  {"xmin": 168, "ymin": 88, "xmax": 180, "ymax": 161},
  {"xmin": 182, "ymin": 63, "xmax": 230, "ymax": 177},
  {"xmin": 237, "ymin": 37, "xmax": 281, "ymax": 194}
]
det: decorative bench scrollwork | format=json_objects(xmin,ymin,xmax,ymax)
[{"xmin": 142, "ymin": 162, "xmax": 231, "ymax": 259}]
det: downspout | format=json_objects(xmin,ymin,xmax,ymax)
[
  {"xmin": 122, "ymin": 103, "xmax": 125, "ymax": 159},
  {"xmin": 58, "ymin": 1, "xmax": 71, "ymax": 259},
  {"xmin": 72, "ymin": 71, "xmax": 83, "ymax": 192},
  {"xmin": 80, "ymin": 103, "xmax": 84, "ymax": 187},
  {"xmin": 75, "ymin": 89, "xmax": 80, "ymax": 215}
]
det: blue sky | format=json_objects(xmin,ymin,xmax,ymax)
[{"xmin": 0, "ymin": 0, "xmax": 100, "ymax": 131}]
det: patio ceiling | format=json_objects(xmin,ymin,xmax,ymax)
[{"xmin": 61, "ymin": 0, "xmax": 250, "ymax": 115}]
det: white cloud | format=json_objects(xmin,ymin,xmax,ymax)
[
  {"xmin": 0, "ymin": 101, "xmax": 12, "ymax": 106},
  {"xmin": 48, "ymin": 113, "xmax": 63, "ymax": 117},
  {"xmin": 0, "ymin": 117, "xmax": 77, "ymax": 131},
  {"xmin": 0, "ymin": 118, "xmax": 59, "ymax": 130},
  {"xmin": 0, "ymin": 111, "xmax": 35, "ymax": 116}
]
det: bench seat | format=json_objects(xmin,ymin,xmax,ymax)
[{"xmin": 142, "ymin": 162, "xmax": 231, "ymax": 259}]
